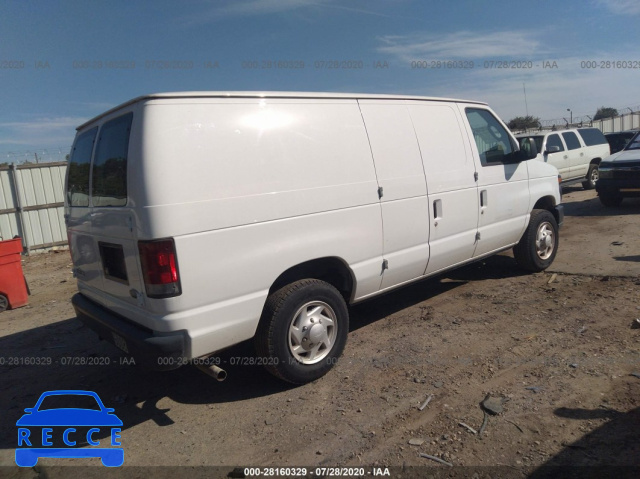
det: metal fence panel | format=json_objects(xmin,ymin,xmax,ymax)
[{"xmin": 0, "ymin": 162, "xmax": 67, "ymax": 253}]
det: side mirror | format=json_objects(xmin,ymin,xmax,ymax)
[
  {"xmin": 546, "ymin": 145, "xmax": 560, "ymax": 154},
  {"xmin": 514, "ymin": 137, "xmax": 538, "ymax": 161}
]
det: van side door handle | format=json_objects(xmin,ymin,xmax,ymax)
[
  {"xmin": 433, "ymin": 199, "xmax": 442, "ymax": 225},
  {"xmin": 480, "ymin": 190, "xmax": 488, "ymax": 213}
]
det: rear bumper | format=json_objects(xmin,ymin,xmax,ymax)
[{"xmin": 72, "ymin": 293, "xmax": 186, "ymax": 370}]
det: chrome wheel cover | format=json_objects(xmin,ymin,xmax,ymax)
[{"xmin": 288, "ymin": 301, "xmax": 337, "ymax": 364}]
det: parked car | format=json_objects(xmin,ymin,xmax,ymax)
[
  {"xmin": 605, "ymin": 130, "xmax": 638, "ymax": 154},
  {"xmin": 596, "ymin": 131, "xmax": 640, "ymax": 207},
  {"xmin": 65, "ymin": 91, "xmax": 563, "ymax": 384},
  {"xmin": 516, "ymin": 128, "xmax": 610, "ymax": 189}
]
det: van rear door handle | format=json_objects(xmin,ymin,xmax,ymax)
[{"xmin": 480, "ymin": 190, "xmax": 488, "ymax": 211}]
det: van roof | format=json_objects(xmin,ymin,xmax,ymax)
[{"xmin": 76, "ymin": 91, "xmax": 487, "ymax": 130}]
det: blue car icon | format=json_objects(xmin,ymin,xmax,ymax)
[{"xmin": 16, "ymin": 390, "xmax": 123, "ymax": 467}]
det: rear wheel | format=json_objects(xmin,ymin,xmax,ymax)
[
  {"xmin": 599, "ymin": 190, "xmax": 623, "ymax": 207},
  {"xmin": 582, "ymin": 164, "xmax": 599, "ymax": 189},
  {"xmin": 513, "ymin": 209, "xmax": 559, "ymax": 272},
  {"xmin": 255, "ymin": 279, "xmax": 349, "ymax": 384}
]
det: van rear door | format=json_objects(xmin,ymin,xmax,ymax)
[
  {"xmin": 66, "ymin": 112, "xmax": 147, "ymax": 311},
  {"xmin": 66, "ymin": 127, "xmax": 102, "ymax": 291}
]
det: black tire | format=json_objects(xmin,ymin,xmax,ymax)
[
  {"xmin": 582, "ymin": 164, "xmax": 599, "ymax": 190},
  {"xmin": 255, "ymin": 279, "xmax": 349, "ymax": 384},
  {"xmin": 0, "ymin": 294, "xmax": 8, "ymax": 312},
  {"xmin": 513, "ymin": 209, "xmax": 559, "ymax": 272},
  {"xmin": 599, "ymin": 190, "xmax": 623, "ymax": 207}
]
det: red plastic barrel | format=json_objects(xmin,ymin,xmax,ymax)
[{"xmin": 0, "ymin": 238, "xmax": 28, "ymax": 311}]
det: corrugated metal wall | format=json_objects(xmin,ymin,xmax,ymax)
[
  {"xmin": 591, "ymin": 111, "xmax": 640, "ymax": 133},
  {"xmin": 0, "ymin": 162, "xmax": 68, "ymax": 253}
]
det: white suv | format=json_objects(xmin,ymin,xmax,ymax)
[{"xmin": 516, "ymin": 128, "xmax": 610, "ymax": 189}]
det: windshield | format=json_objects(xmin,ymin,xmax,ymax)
[{"xmin": 625, "ymin": 132, "xmax": 640, "ymax": 150}]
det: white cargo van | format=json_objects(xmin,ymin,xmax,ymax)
[{"xmin": 65, "ymin": 92, "xmax": 563, "ymax": 384}]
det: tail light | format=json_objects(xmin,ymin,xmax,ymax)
[{"xmin": 138, "ymin": 239, "xmax": 181, "ymax": 298}]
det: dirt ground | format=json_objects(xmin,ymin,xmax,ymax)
[{"xmin": 1, "ymin": 187, "xmax": 639, "ymax": 478}]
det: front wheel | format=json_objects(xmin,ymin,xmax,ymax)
[
  {"xmin": 255, "ymin": 279, "xmax": 349, "ymax": 384},
  {"xmin": 582, "ymin": 164, "xmax": 599, "ymax": 190},
  {"xmin": 513, "ymin": 209, "xmax": 559, "ymax": 272}
]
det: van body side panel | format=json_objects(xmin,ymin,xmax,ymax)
[
  {"xmin": 406, "ymin": 102, "xmax": 479, "ymax": 275},
  {"xmin": 358, "ymin": 101, "xmax": 430, "ymax": 290},
  {"xmin": 78, "ymin": 205, "xmax": 382, "ymax": 358},
  {"xmin": 172, "ymin": 206, "xmax": 383, "ymax": 357},
  {"xmin": 458, "ymin": 105, "xmax": 531, "ymax": 255},
  {"xmin": 137, "ymin": 99, "xmax": 381, "ymax": 236}
]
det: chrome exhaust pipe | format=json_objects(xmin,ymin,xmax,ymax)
[{"xmin": 196, "ymin": 363, "xmax": 227, "ymax": 381}]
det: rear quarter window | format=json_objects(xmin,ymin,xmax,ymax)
[
  {"xmin": 92, "ymin": 113, "xmax": 133, "ymax": 207},
  {"xmin": 578, "ymin": 128, "xmax": 607, "ymax": 146},
  {"xmin": 66, "ymin": 127, "xmax": 98, "ymax": 207}
]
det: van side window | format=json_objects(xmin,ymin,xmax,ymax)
[
  {"xmin": 92, "ymin": 113, "xmax": 132, "ymax": 207},
  {"xmin": 66, "ymin": 127, "xmax": 98, "ymax": 207},
  {"xmin": 465, "ymin": 108, "xmax": 515, "ymax": 165},
  {"xmin": 562, "ymin": 132, "xmax": 581, "ymax": 150},
  {"xmin": 546, "ymin": 134, "xmax": 564, "ymax": 152}
]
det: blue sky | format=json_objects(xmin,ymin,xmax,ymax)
[{"xmin": 1, "ymin": 0, "xmax": 639, "ymax": 162}]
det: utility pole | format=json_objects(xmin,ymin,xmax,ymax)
[
  {"xmin": 34, "ymin": 152, "xmax": 39, "ymax": 164},
  {"xmin": 523, "ymin": 83, "xmax": 529, "ymax": 116}
]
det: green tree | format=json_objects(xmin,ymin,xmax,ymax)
[
  {"xmin": 594, "ymin": 107, "xmax": 618, "ymax": 120},
  {"xmin": 507, "ymin": 115, "xmax": 541, "ymax": 131}
]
